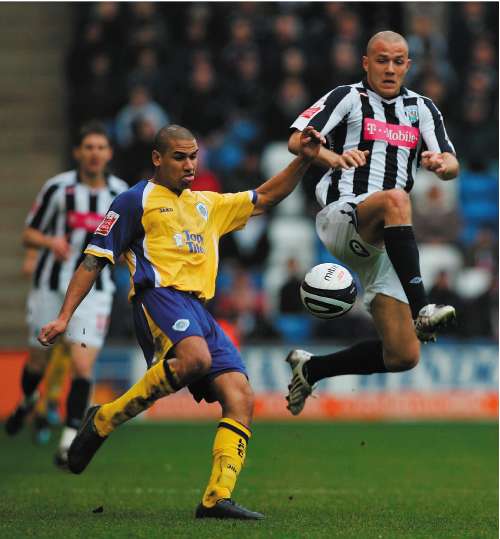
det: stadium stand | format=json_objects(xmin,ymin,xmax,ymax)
[{"xmin": 0, "ymin": 4, "xmax": 71, "ymax": 347}]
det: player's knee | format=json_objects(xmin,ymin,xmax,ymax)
[
  {"xmin": 384, "ymin": 189, "xmax": 410, "ymax": 220},
  {"xmin": 239, "ymin": 383, "xmax": 255, "ymax": 411},
  {"xmin": 225, "ymin": 385, "xmax": 254, "ymax": 424},
  {"xmin": 27, "ymin": 351, "xmax": 50, "ymax": 373},
  {"xmin": 384, "ymin": 345, "xmax": 420, "ymax": 372},
  {"xmin": 71, "ymin": 358, "xmax": 91, "ymax": 378},
  {"xmin": 189, "ymin": 353, "xmax": 212, "ymax": 378}
]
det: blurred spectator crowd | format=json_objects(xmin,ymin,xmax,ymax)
[{"xmin": 67, "ymin": 2, "xmax": 498, "ymax": 344}]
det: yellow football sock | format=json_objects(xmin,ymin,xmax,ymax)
[
  {"xmin": 47, "ymin": 343, "xmax": 70, "ymax": 401},
  {"xmin": 94, "ymin": 359, "xmax": 180, "ymax": 437},
  {"xmin": 35, "ymin": 343, "xmax": 70, "ymax": 415},
  {"xmin": 202, "ymin": 418, "xmax": 251, "ymax": 508}
]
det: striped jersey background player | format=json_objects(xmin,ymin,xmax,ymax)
[
  {"xmin": 27, "ymin": 170, "xmax": 128, "ymax": 293},
  {"xmin": 291, "ymin": 79, "xmax": 455, "ymax": 207}
]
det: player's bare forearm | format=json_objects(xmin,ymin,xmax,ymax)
[
  {"xmin": 58, "ymin": 255, "xmax": 105, "ymax": 322},
  {"xmin": 289, "ymin": 130, "xmax": 332, "ymax": 169},
  {"xmin": 440, "ymin": 152, "xmax": 459, "ymax": 181},
  {"xmin": 253, "ymin": 156, "xmax": 312, "ymax": 215},
  {"xmin": 421, "ymin": 151, "xmax": 459, "ymax": 181},
  {"xmin": 22, "ymin": 227, "xmax": 53, "ymax": 249},
  {"xmin": 23, "ymin": 227, "xmax": 71, "ymax": 261},
  {"xmin": 38, "ymin": 254, "xmax": 106, "ymax": 346},
  {"xmin": 288, "ymin": 129, "xmax": 368, "ymax": 170},
  {"xmin": 254, "ymin": 127, "xmax": 322, "ymax": 215}
]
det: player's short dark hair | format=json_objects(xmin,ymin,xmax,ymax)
[
  {"xmin": 75, "ymin": 121, "xmax": 112, "ymax": 147},
  {"xmin": 152, "ymin": 124, "xmax": 196, "ymax": 155}
]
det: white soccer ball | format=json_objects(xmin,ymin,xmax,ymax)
[{"xmin": 300, "ymin": 263, "xmax": 357, "ymax": 319}]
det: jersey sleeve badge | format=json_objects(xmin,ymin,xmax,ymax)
[
  {"xmin": 95, "ymin": 210, "xmax": 120, "ymax": 236},
  {"xmin": 300, "ymin": 106, "xmax": 323, "ymax": 119}
]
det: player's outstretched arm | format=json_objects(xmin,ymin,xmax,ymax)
[
  {"xmin": 38, "ymin": 255, "xmax": 107, "ymax": 346},
  {"xmin": 252, "ymin": 127, "xmax": 324, "ymax": 216},
  {"xmin": 288, "ymin": 129, "xmax": 369, "ymax": 171},
  {"xmin": 421, "ymin": 151, "xmax": 459, "ymax": 181}
]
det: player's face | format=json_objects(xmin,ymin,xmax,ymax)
[
  {"xmin": 153, "ymin": 139, "xmax": 198, "ymax": 194},
  {"xmin": 74, "ymin": 134, "xmax": 113, "ymax": 176},
  {"xmin": 363, "ymin": 39, "xmax": 411, "ymax": 98}
]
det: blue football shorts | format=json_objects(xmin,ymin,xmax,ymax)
[{"xmin": 132, "ymin": 286, "xmax": 247, "ymax": 403}]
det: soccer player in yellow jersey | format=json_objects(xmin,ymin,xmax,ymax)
[{"xmin": 38, "ymin": 124, "xmax": 323, "ymax": 520}]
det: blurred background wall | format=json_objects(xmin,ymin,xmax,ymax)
[{"xmin": 0, "ymin": 2, "xmax": 497, "ymax": 420}]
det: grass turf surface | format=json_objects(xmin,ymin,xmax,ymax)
[{"xmin": 0, "ymin": 422, "xmax": 497, "ymax": 539}]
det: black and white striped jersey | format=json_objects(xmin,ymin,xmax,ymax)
[
  {"xmin": 26, "ymin": 170, "xmax": 128, "ymax": 293},
  {"xmin": 291, "ymin": 78, "xmax": 455, "ymax": 207}
]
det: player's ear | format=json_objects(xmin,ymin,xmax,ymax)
[
  {"xmin": 362, "ymin": 56, "xmax": 368, "ymax": 73},
  {"xmin": 72, "ymin": 146, "xmax": 81, "ymax": 162},
  {"xmin": 152, "ymin": 149, "xmax": 162, "ymax": 166},
  {"xmin": 406, "ymin": 58, "xmax": 412, "ymax": 71}
]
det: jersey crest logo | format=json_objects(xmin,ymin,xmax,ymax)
[
  {"xmin": 196, "ymin": 202, "xmax": 208, "ymax": 221},
  {"xmin": 172, "ymin": 319, "xmax": 190, "ymax": 332},
  {"xmin": 404, "ymin": 105, "xmax": 419, "ymax": 124},
  {"xmin": 95, "ymin": 210, "xmax": 119, "ymax": 236}
]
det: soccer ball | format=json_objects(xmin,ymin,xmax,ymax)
[{"xmin": 300, "ymin": 263, "xmax": 357, "ymax": 319}]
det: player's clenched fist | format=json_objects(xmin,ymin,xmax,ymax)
[
  {"xmin": 420, "ymin": 151, "xmax": 446, "ymax": 175},
  {"xmin": 38, "ymin": 319, "xmax": 67, "ymax": 346}
]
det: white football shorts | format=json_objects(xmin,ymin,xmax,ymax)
[
  {"xmin": 316, "ymin": 195, "xmax": 408, "ymax": 311},
  {"xmin": 27, "ymin": 288, "xmax": 113, "ymax": 348}
]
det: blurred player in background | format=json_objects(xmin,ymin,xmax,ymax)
[
  {"xmin": 38, "ymin": 124, "xmax": 324, "ymax": 520},
  {"xmin": 286, "ymin": 31, "xmax": 459, "ymax": 415},
  {"xmin": 22, "ymin": 248, "xmax": 70, "ymax": 444},
  {"xmin": 5, "ymin": 122, "xmax": 128, "ymax": 467}
]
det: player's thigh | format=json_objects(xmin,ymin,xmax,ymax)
[
  {"xmin": 26, "ymin": 288, "xmax": 63, "ymax": 348},
  {"xmin": 210, "ymin": 371, "xmax": 254, "ymax": 426},
  {"xmin": 68, "ymin": 342, "xmax": 100, "ymax": 378},
  {"xmin": 66, "ymin": 291, "xmax": 112, "ymax": 349},
  {"xmin": 174, "ymin": 335, "xmax": 212, "ymax": 376},
  {"xmin": 355, "ymin": 191, "xmax": 390, "ymax": 246},
  {"xmin": 371, "ymin": 293, "xmax": 420, "ymax": 371},
  {"xmin": 317, "ymin": 198, "xmax": 384, "ymax": 261}
]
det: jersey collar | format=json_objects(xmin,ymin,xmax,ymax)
[{"xmin": 76, "ymin": 169, "xmax": 110, "ymax": 188}]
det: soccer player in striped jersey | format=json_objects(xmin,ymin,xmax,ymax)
[
  {"xmin": 285, "ymin": 31, "xmax": 460, "ymax": 415},
  {"xmin": 5, "ymin": 122, "xmax": 128, "ymax": 467},
  {"xmin": 38, "ymin": 124, "xmax": 324, "ymax": 520}
]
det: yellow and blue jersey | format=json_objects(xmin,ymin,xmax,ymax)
[{"xmin": 85, "ymin": 179, "xmax": 256, "ymax": 301}]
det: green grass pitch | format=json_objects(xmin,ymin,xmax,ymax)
[{"xmin": 1, "ymin": 421, "xmax": 497, "ymax": 538}]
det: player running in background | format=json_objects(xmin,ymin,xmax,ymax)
[
  {"xmin": 5, "ymin": 122, "xmax": 128, "ymax": 466},
  {"xmin": 285, "ymin": 31, "xmax": 459, "ymax": 415},
  {"xmin": 21, "ymin": 248, "xmax": 71, "ymax": 445},
  {"xmin": 38, "ymin": 124, "xmax": 323, "ymax": 520}
]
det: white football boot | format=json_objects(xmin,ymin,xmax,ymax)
[
  {"xmin": 414, "ymin": 304, "xmax": 456, "ymax": 343},
  {"xmin": 285, "ymin": 350, "xmax": 314, "ymax": 416}
]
